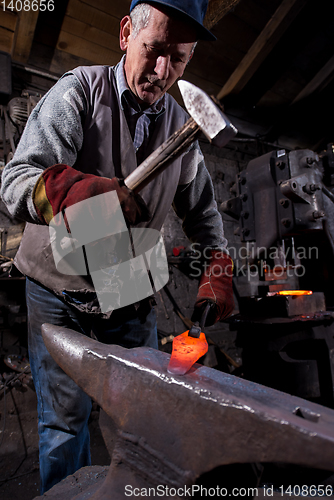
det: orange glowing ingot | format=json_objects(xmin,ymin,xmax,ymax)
[{"xmin": 167, "ymin": 330, "xmax": 208, "ymax": 375}]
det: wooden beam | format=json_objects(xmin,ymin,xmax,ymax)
[
  {"xmin": 1, "ymin": 9, "xmax": 17, "ymax": 32},
  {"xmin": 61, "ymin": 16, "xmax": 120, "ymax": 51},
  {"xmin": 204, "ymin": 0, "xmax": 241, "ymax": 29},
  {"xmin": 0, "ymin": 26, "xmax": 15, "ymax": 54},
  {"xmin": 0, "ymin": 9, "xmax": 17, "ymax": 54},
  {"xmin": 80, "ymin": 0, "xmax": 130, "ymax": 19},
  {"xmin": 49, "ymin": 48, "xmax": 93, "ymax": 75},
  {"xmin": 292, "ymin": 54, "xmax": 334, "ymax": 104},
  {"xmin": 66, "ymin": 0, "xmax": 120, "ymax": 38},
  {"xmin": 31, "ymin": 0, "xmax": 69, "ymax": 72},
  {"xmin": 56, "ymin": 31, "xmax": 121, "ymax": 66},
  {"xmin": 216, "ymin": 0, "xmax": 307, "ymax": 101},
  {"xmin": 12, "ymin": 10, "xmax": 39, "ymax": 63}
]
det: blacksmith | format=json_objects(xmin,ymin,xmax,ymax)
[{"xmin": 0, "ymin": 0, "xmax": 234, "ymax": 493}]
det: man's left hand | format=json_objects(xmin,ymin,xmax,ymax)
[{"xmin": 192, "ymin": 250, "xmax": 234, "ymax": 327}]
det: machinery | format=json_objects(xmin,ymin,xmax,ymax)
[{"xmin": 221, "ymin": 144, "xmax": 334, "ymax": 407}]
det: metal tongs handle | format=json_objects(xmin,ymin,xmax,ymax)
[{"xmin": 188, "ymin": 302, "xmax": 213, "ymax": 338}]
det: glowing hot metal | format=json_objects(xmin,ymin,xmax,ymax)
[
  {"xmin": 167, "ymin": 330, "xmax": 208, "ymax": 375},
  {"xmin": 168, "ymin": 303, "xmax": 211, "ymax": 375}
]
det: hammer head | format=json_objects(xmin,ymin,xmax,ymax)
[{"xmin": 178, "ymin": 80, "xmax": 237, "ymax": 147}]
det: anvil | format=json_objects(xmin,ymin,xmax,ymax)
[{"xmin": 40, "ymin": 323, "xmax": 334, "ymax": 499}]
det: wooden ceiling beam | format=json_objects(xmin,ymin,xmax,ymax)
[
  {"xmin": 204, "ymin": 0, "xmax": 241, "ymax": 29},
  {"xmin": 0, "ymin": 9, "xmax": 17, "ymax": 54},
  {"xmin": 216, "ymin": 0, "xmax": 307, "ymax": 101},
  {"xmin": 12, "ymin": 10, "xmax": 39, "ymax": 63},
  {"xmin": 292, "ymin": 54, "xmax": 334, "ymax": 104}
]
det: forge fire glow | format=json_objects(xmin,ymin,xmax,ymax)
[{"xmin": 268, "ymin": 290, "xmax": 313, "ymax": 296}]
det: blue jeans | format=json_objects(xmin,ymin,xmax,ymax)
[{"xmin": 26, "ymin": 278, "xmax": 158, "ymax": 494}]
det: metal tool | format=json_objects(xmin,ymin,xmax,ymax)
[
  {"xmin": 124, "ymin": 80, "xmax": 237, "ymax": 193},
  {"xmin": 188, "ymin": 302, "xmax": 212, "ymax": 338},
  {"xmin": 41, "ymin": 323, "xmax": 334, "ymax": 500}
]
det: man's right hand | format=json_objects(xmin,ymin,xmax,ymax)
[{"xmin": 32, "ymin": 164, "xmax": 150, "ymax": 227}]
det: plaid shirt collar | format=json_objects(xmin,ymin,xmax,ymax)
[{"xmin": 115, "ymin": 55, "xmax": 165, "ymax": 116}]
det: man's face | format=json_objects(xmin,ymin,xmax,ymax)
[{"xmin": 120, "ymin": 7, "xmax": 197, "ymax": 106}]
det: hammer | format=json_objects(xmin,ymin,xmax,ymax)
[{"xmin": 124, "ymin": 80, "xmax": 237, "ymax": 193}]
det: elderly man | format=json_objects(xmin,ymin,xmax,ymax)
[{"xmin": 1, "ymin": 0, "xmax": 234, "ymax": 493}]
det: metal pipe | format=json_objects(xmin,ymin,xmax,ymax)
[
  {"xmin": 12, "ymin": 62, "xmax": 59, "ymax": 82},
  {"xmin": 322, "ymin": 184, "xmax": 334, "ymax": 204}
]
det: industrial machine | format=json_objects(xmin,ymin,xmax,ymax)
[{"xmin": 221, "ymin": 144, "xmax": 334, "ymax": 407}]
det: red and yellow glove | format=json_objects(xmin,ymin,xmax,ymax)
[
  {"xmin": 192, "ymin": 250, "xmax": 234, "ymax": 326},
  {"xmin": 32, "ymin": 164, "xmax": 150, "ymax": 227}
]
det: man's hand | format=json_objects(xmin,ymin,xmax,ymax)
[
  {"xmin": 32, "ymin": 164, "xmax": 150, "ymax": 227},
  {"xmin": 192, "ymin": 250, "xmax": 234, "ymax": 327}
]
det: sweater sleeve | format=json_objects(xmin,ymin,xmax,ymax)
[
  {"xmin": 172, "ymin": 140, "xmax": 228, "ymax": 251},
  {"xmin": 0, "ymin": 74, "xmax": 86, "ymax": 224}
]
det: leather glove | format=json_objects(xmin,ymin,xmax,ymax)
[
  {"xmin": 32, "ymin": 164, "xmax": 150, "ymax": 227},
  {"xmin": 192, "ymin": 250, "xmax": 234, "ymax": 327}
]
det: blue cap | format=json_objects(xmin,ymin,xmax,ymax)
[{"xmin": 129, "ymin": 0, "xmax": 216, "ymax": 41}]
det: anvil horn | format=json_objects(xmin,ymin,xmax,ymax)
[{"xmin": 41, "ymin": 322, "xmax": 110, "ymax": 408}]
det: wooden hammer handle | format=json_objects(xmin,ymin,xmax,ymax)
[{"xmin": 124, "ymin": 117, "xmax": 199, "ymax": 193}]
